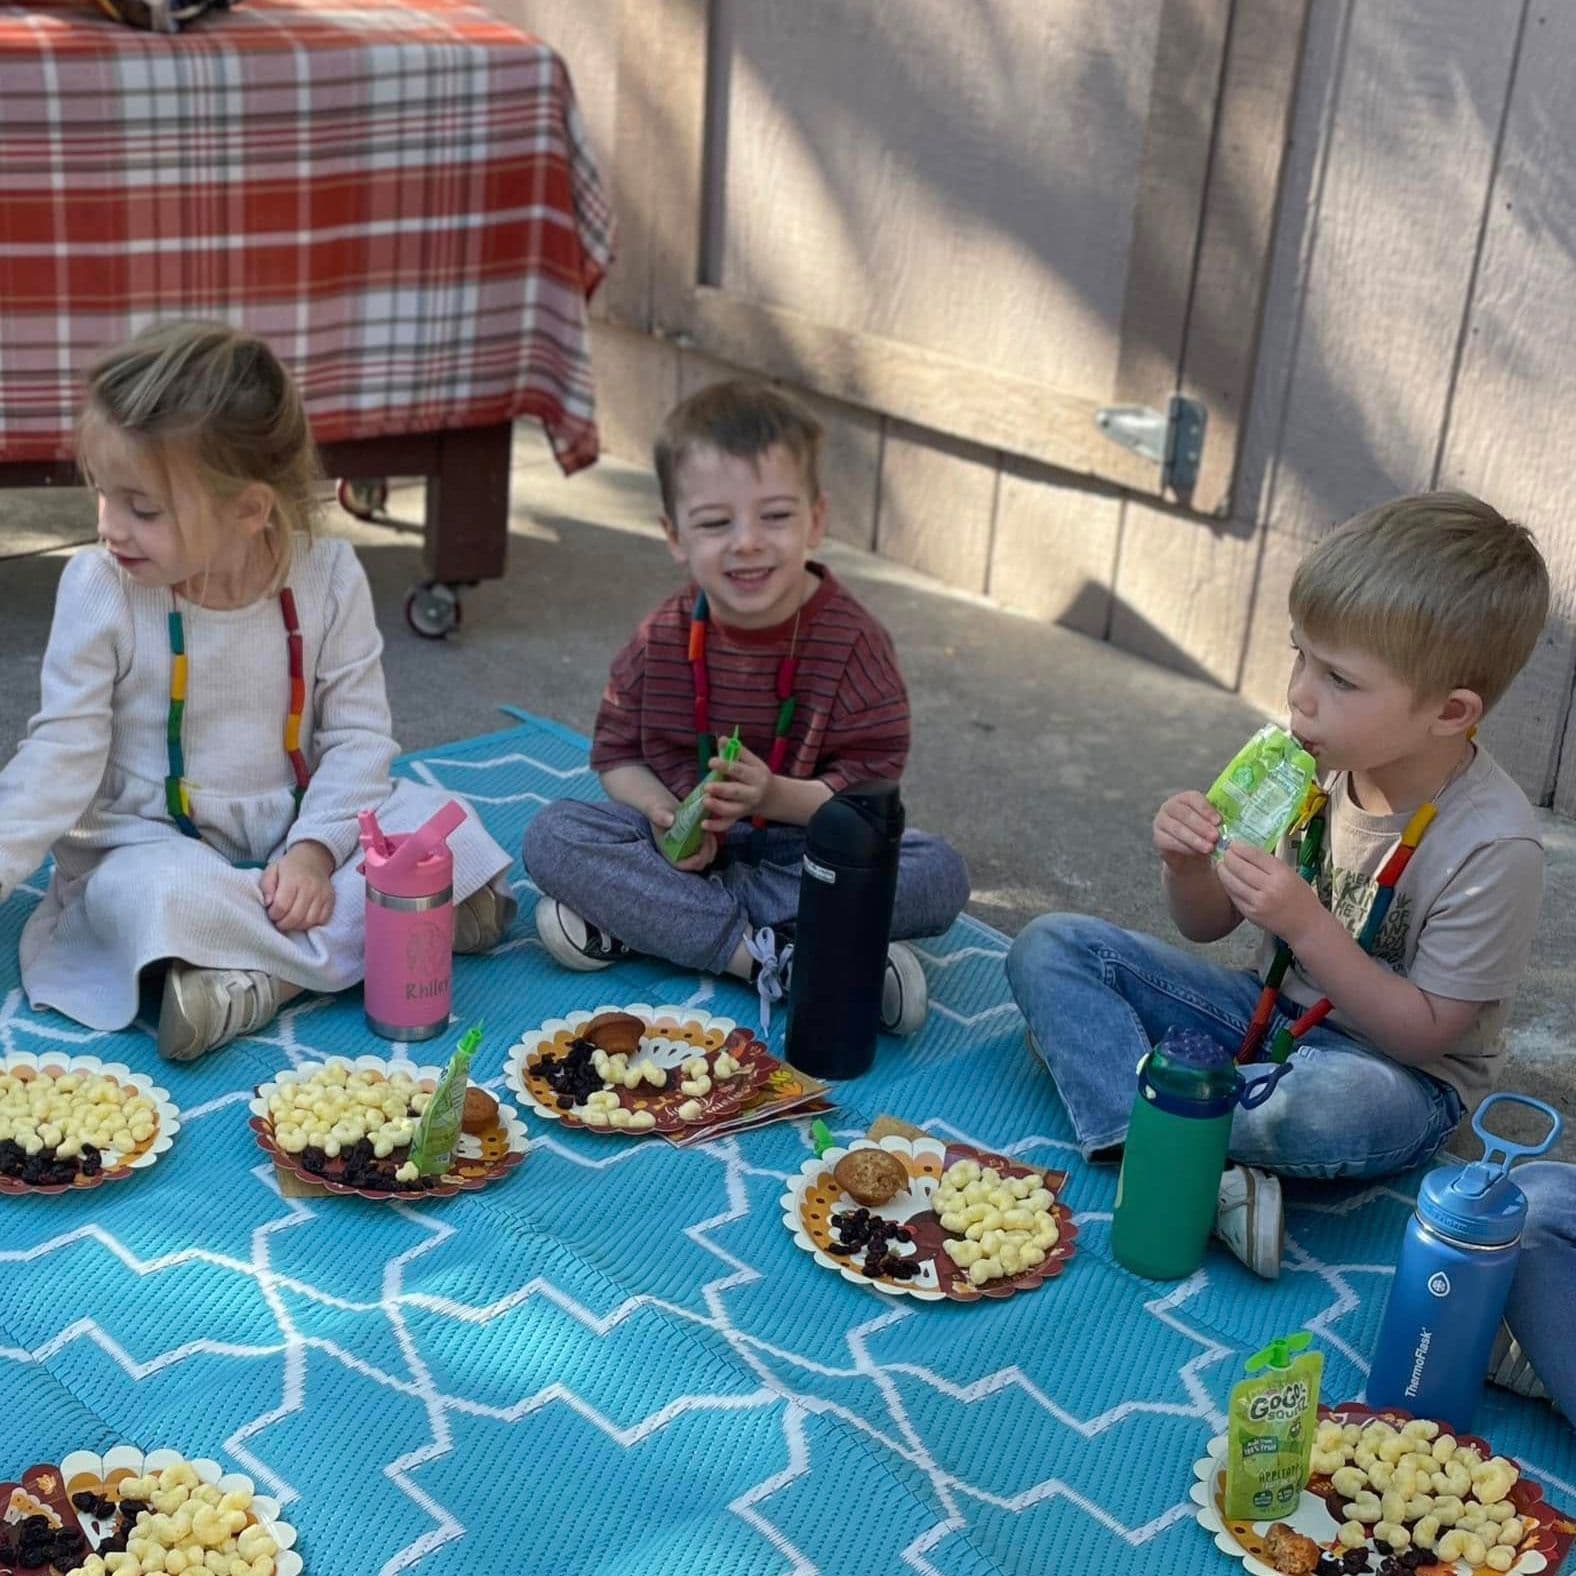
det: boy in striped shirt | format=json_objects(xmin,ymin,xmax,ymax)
[{"xmin": 524, "ymin": 380, "xmax": 969, "ymax": 1032}]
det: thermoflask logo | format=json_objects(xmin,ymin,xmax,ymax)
[
  {"xmin": 1404, "ymin": 1329, "xmax": 1432, "ymax": 1399},
  {"xmin": 1427, "ymin": 1272, "xmax": 1451, "ymax": 1298}
]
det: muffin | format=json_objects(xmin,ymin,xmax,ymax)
[
  {"xmin": 582, "ymin": 1012, "xmax": 645, "ymax": 1056},
  {"xmin": 461, "ymin": 1086, "xmax": 500, "ymax": 1135},
  {"xmin": 834, "ymin": 1148, "xmax": 908, "ymax": 1207}
]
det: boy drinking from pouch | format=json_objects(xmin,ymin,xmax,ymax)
[{"xmin": 1008, "ymin": 493, "xmax": 1550, "ymax": 1276}]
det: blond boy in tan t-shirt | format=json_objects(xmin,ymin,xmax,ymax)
[{"xmin": 1007, "ymin": 492, "xmax": 1550, "ymax": 1276}]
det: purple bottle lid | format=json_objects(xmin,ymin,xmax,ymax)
[{"xmin": 1143, "ymin": 1027, "xmax": 1240, "ymax": 1109}]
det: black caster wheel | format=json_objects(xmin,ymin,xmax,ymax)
[
  {"xmin": 337, "ymin": 477, "xmax": 390, "ymax": 521},
  {"xmin": 404, "ymin": 580, "xmax": 463, "ymax": 639}
]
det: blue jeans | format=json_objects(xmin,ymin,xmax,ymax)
[
  {"xmin": 1506, "ymin": 1161, "xmax": 1576, "ymax": 1420},
  {"xmin": 1005, "ymin": 913, "xmax": 1464, "ymax": 1179}
]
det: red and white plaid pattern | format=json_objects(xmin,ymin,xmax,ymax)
[{"xmin": 0, "ymin": 0, "xmax": 614, "ymax": 472}]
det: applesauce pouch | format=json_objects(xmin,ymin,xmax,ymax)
[
  {"xmin": 662, "ymin": 727, "xmax": 743, "ymax": 864},
  {"xmin": 409, "ymin": 1022, "xmax": 482, "ymax": 1176},
  {"xmin": 1207, "ymin": 724, "xmax": 1317, "ymax": 857},
  {"xmin": 1224, "ymin": 1332, "xmax": 1323, "ymax": 1521}
]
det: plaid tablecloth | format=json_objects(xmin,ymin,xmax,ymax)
[{"xmin": 0, "ymin": 0, "xmax": 614, "ymax": 472}]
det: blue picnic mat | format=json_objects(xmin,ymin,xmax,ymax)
[{"xmin": 1, "ymin": 711, "xmax": 1570, "ymax": 1575}]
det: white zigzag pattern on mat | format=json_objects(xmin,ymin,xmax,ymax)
[{"xmin": 3, "ymin": 739, "xmax": 1572, "ymax": 1574}]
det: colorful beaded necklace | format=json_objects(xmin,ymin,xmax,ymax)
[
  {"xmin": 1235, "ymin": 777, "xmax": 1447, "ymax": 1065},
  {"xmin": 688, "ymin": 585, "xmax": 803, "ymax": 838},
  {"xmin": 165, "ymin": 587, "xmax": 309, "ymax": 840}
]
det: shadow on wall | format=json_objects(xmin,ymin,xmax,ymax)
[{"xmin": 600, "ymin": 0, "xmax": 1576, "ymax": 806}]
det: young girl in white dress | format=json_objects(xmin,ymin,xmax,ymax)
[{"xmin": 0, "ymin": 322, "xmax": 514, "ymax": 1060}]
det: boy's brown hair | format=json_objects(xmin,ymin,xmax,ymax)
[
  {"xmin": 1290, "ymin": 491, "xmax": 1549, "ymax": 710},
  {"xmin": 654, "ymin": 379, "xmax": 823, "ymax": 520}
]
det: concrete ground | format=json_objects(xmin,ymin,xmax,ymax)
[{"xmin": 2, "ymin": 425, "xmax": 1571, "ymax": 1158}]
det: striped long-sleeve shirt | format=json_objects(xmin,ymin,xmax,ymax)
[{"xmin": 590, "ymin": 565, "xmax": 911, "ymax": 801}]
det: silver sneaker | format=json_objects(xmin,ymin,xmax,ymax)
[
  {"xmin": 453, "ymin": 884, "xmax": 518, "ymax": 954},
  {"xmin": 741, "ymin": 931, "xmax": 929, "ymax": 1036},
  {"xmin": 1487, "ymin": 1322, "xmax": 1548, "ymax": 1401},
  {"xmin": 158, "ymin": 963, "xmax": 287, "ymax": 1062},
  {"xmin": 881, "ymin": 942, "xmax": 929, "ymax": 1036},
  {"xmin": 1214, "ymin": 1165, "xmax": 1284, "ymax": 1279}
]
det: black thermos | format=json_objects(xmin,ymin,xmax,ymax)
[{"xmin": 784, "ymin": 781, "xmax": 905, "ymax": 1079}]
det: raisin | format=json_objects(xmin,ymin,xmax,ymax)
[{"xmin": 301, "ymin": 1146, "xmax": 328, "ymax": 1175}]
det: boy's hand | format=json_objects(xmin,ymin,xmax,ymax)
[
  {"xmin": 647, "ymin": 806, "xmax": 718, "ymax": 873},
  {"xmin": 1215, "ymin": 841, "xmax": 1324, "ymax": 946},
  {"xmin": 261, "ymin": 841, "xmax": 336, "ymax": 933},
  {"xmin": 1153, "ymin": 791, "xmax": 1221, "ymax": 870},
  {"xmin": 702, "ymin": 743, "xmax": 772, "ymax": 834}
]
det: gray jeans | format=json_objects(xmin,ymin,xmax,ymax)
[{"xmin": 523, "ymin": 798, "xmax": 970, "ymax": 974}]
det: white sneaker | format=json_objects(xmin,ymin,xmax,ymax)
[
  {"xmin": 1214, "ymin": 1165, "xmax": 1284, "ymax": 1279},
  {"xmin": 1487, "ymin": 1322, "xmax": 1549, "ymax": 1401},
  {"xmin": 881, "ymin": 942, "xmax": 928, "ymax": 1036},
  {"xmin": 533, "ymin": 897, "xmax": 636, "ymax": 972},
  {"xmin": 158, "ymin": 963, "xmax": 288, "ymax": 1062},
  {"xmin": 453, "ymin": 884, "xmax": 517, "ymax": 954}
]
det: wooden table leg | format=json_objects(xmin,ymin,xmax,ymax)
[{"xmin": 423, "ymin": 421, "xmax": 512, "ymax": 584}]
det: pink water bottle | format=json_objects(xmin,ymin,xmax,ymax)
[{"xmin": 360, "ymin": 801, "xmax": 467, "ymax": 1042}]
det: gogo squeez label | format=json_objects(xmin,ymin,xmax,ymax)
[{"xmin": 1224, "ymin": 1346, "xmax": 1323, "ymax": 1522}]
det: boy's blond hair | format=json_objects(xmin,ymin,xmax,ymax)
[
  {"xmin": 1290, "ymin": 491, "xmax": 1549, "ymax": 711},
  {"xmin": 79, "ymin": 320, "xmax": 320, "ymax": 594},
  {"xmin": 654, "ymin": 379, "xmax": 823, "ymax": 520}
]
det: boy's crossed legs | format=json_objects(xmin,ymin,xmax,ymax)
[
  {"xmin": 524, "ymin": 799, "xmax": 969, "ymax": 1032},
  {"xmin": 1006, "ymin": 913, "xmax": 1464, "ymax": 1271}
]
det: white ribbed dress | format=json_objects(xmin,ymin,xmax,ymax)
[{"xmin": 0, "ymin": 539, "xmax": 510, "ymax": 1031}]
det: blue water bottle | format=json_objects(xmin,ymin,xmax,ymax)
[{"xmin": 1366, "ymin": 1093, "xmax": 1562, "ymax": 1429}]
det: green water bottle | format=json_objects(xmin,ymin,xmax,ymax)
[{"xmin": 1111, "ymin": 1028, "xmax": 1246, "ymax": 1279}]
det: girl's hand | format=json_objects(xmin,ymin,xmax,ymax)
[
  {"xmin": 1216, "ymin": 841, "xmax": 1324, "ymax": 946},
  {"xmin": 262, "ymin": 841, "xmax": 336, "ymax": 933},
  {"xmin": 1153, "ymin": 790, "xmax": 1221, "ymax": 871},
  {"xmin": 702, "ymin": 744, "xmax": 773, "ymax": 833},
  {"xmin": 648, "ymin": 806, "xmax": 717, "ymax": 873}
]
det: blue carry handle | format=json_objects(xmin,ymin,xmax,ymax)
[
  {"xmin": 1471, "ymin": 1092, "xmax": 1563, "ymax": 1179},
  {"xmin": 1238, "ymin": 1063, "xmax": 1292, "ymax": 1110}
]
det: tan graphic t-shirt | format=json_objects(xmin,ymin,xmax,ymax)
[{"xmin": 1257, "ymin": 745, "xmax": 1544, "ymax": 1108}]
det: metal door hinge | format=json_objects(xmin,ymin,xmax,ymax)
[{"xmin": 1095, "ymin": 395, "xmax": 1207, "ymax": 494}]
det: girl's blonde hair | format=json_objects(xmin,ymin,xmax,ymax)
[{"xmin": 79, "ymin": 320, "xmax": 320, "ymax": 593}]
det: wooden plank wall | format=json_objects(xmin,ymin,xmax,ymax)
[{"xmin": 495, "ymin": 0, "xmax": 1576, "ymax": 812}]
